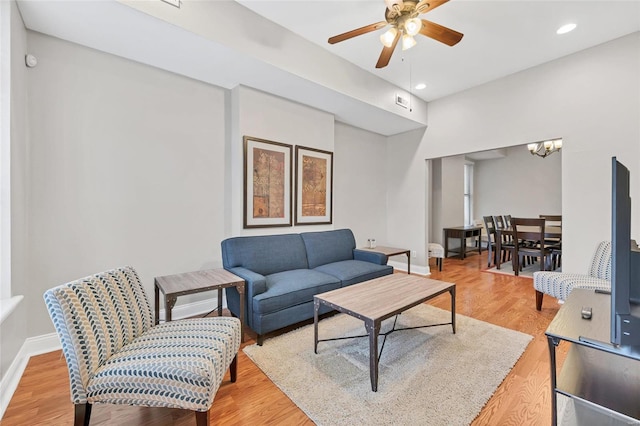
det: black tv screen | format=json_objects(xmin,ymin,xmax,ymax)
[{"xmin": 611, "ymin": 156, "xmax": 640, "ymax": 346}]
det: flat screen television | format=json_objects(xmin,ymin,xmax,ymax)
[{"xmin": 611, "ymin": 156, "xmax": 640, "ymax": 347}]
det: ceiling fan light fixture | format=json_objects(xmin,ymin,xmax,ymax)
[
  {"xmin": 404, "ymin": 17, "xmax": 422, "ymax": 36},
  {"xmin": 380, "ymin": 27, "xmax": 398, "ymax": 47},
  {"xmin": 402, "ymin": 33, "xmax": 417, "ymax": 50},
  {"xmin": 384, "ymin": 0, "xmax": 404, "ymax": 11}
]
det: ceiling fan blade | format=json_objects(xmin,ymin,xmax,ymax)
[
  {"xmin": 375, "ymin": 30, "xmax": 401, "ymax": 68},
  {"xmin": 416, "ymin": 0, "xmax": 449, "ymax": 14},
  {"xmin": 328, "ymin": 21, "xmax": 388, "ymax": 44},
  {"xmin": 419, "ymin": 19, "xmax": 464, "ymax": 46}
]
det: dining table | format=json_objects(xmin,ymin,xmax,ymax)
[{"xmin": 495, "ymin": 225, "xmax": 562, "ymax": 270}]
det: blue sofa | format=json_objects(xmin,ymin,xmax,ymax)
[{"xmin": 221, "ymin": 229, "xmax": 393, "ymax": 344}]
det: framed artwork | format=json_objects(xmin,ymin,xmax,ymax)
[
  {"xmin": 295, "ymin": 146, "xmax": 333, "ymax": 225},
  {"xmin": 243, "ymin": 136, "xmax": 293, "ymax": 228}
]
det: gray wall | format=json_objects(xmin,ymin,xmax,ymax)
[
  {"xmin": 386, "ymin": 32, "xmax": 640, "ymax": 273},
  {"xmin": 3, "ymin": 28, "xmax": 390, "ymax": 354},
  {"xmin": 24, "ymin": 31, "xmax": 228, "ymax": 338},
  {"xmin": 333, "ymin": 122, "xmax": 388, "ymax": 248},
  {"xmin": 473, "ymin": 145, "xmax": 562, "ymax": 220}
]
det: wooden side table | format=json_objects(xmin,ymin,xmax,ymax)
[
  {"xmin": 154, "ymin": 268, "xmax": 246, "ymax": 342},
  {"xmin": 359, "ymin": 246, "xmax": 411, "ymax": 274}
]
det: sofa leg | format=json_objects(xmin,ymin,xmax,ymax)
[
  {"xmin": 195, "ymin": 410, "xmax": 209, "ymax": 426},
  {"xmin": 257, "ymin": 335, "xmax": 264, "ymax": 346},
  {"xmin": 536, "ymin": 290, "xmax": 544, "ymax": 311},
  {"xmin": 230, "ymin": 354, "xmax": 238, "ymax": 383},
  {"xmin": 74, "ymin": 403, "xmax": 91, "ymax": 426}
]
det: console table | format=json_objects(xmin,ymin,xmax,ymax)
[
  {"xmin": 545, "ymin": 289, "xmax": 640, "ymax": 425},
  {"xmin": 443, "ymin": 226, "xmax": 482, "ymax": 259}
]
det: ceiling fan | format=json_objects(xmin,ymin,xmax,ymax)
[{"xmin": 328, "ymin": 0, "xmax": 463, "ymax": 69}]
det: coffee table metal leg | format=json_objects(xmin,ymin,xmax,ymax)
[
  {"xmin": 313, "ymin": 298, "xmax": 320, "ymax": 354},
  {"xmin": 450, "ymin": 286, "xmax": 456, "ymax": 334},
  {"xmin": 365, "ymin": 320, "xmax": 381, "ymax": 391}
]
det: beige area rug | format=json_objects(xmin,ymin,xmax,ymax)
[
  {"xmin": 483, "ymin": 259, "xmax": 561, "ymax": 278},
  {"xmin": 243, "ymin": 304, "xmax": 533, "ymax": 426}
]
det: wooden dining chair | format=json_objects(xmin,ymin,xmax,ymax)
[
  {"xmin": 512, "ymin": 217, "xmax": 559, "ymax": 276},
  {"xmin": 482, "ymin": 216, "xmax": 498, "ymax": 268},
  {"xmin": 492, "ymin": 215, "xmax": 516, "ymax": 264},
  {"xmin": 539, "ymin": 214, "xmax": 562, "ymax": 267}
]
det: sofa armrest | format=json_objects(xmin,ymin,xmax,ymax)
[
  {"xmin": 353, "ymin": 249, "xmax": 388, "ymax": 265},
  {"xmin": 227, "ymin": 267, "xmax": 267, "ymax": 297}
]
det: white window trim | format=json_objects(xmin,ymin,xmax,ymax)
[{"xmin": 0, "ymin": 0, "xmax": 20, "ymax": 325}]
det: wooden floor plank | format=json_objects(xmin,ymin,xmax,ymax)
[{"xmin": 2, "ymin": 252, "xmax": 566, "ymax": 425}]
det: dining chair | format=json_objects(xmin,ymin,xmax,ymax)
[
  {"xmin": 539, "ymin": 214, "xmax": 562, "ymax": 266},
  {"xmin": 512, "ymin": 217, "xmax": 558, "ymax": 276},
  {"xmin": 482, "ymin": 216, "xmax": 498, "ymax": 268},
  {"xmin": 492, "ymin": 215, "xmax": 516, "ymax": 264}
]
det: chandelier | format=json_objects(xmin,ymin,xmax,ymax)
[{"xmin": 527, "ymin": 139, "xmax": 563, "ymax": 158}]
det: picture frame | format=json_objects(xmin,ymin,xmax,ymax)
[
  {"xmin": 243, "ymin": 136, "xmax": 293, "ymax": 228},
  {"xmin": 295, "ymin": 146, "xmax": 333, "ymax": 225}
]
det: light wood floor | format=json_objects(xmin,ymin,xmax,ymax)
[{"xmin": 2, "ymin": 253, "xmax": 568, "ymax": 425}]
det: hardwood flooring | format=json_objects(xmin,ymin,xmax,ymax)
[{"xmin": 2, "ymin": 253, "xmax": 567, "ymax": 425}]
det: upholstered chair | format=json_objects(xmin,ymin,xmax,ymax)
[
  {"xmin": 43, "ymin": 266, "xmax": 241, "ymax": 426},
  {"xmin": 533, "ymin": 241, "xmax": 611, "ymax": 310},
  {"xmin": 428, "ymin": 243, "xmax": 444, "ymax": 271}
]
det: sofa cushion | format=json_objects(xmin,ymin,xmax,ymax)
[
  {"xmin": 315, "ymin": 260, "xmax": 394, "ymax": 287},
  {"xmin": 221, "ymin": 234, "xmax": 308, "ymax": 276},
  {"xmin": 301, "ymin": 229, "xmax": 356, "ymax": 269},
  {"xmin": 253, "ymin": 269, "xmax": 340, "ymax": 314}
]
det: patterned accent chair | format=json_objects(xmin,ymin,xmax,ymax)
[
  {"xmin": 43, "ymin": 266, "xmax": 241, "ymax": 426},
  {"xmin": 533, "ymin": 241, "xmax": 611, "ymax": 310}
]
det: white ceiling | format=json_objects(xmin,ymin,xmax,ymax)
[
  {"xmin": 239, "ymin": 0, "xmax": 640, "ymax": 101},
  {"xmin": 15, "ymin": 0, "xmax": 640, "ymax": 135}
]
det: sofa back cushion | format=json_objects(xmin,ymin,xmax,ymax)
[
  {"xmin": 301, "ymin": 229, "xmax": 356, "ymax": 269},
  {"xmin": 221, "ymin": 233, "xmax": 308, "ymax": 276}
]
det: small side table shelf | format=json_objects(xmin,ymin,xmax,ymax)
[
  {"xmin": 545, "ymin": 288, "xmax": 640, "ymax": 425},
  {"xmin": 359, "ymin": 246, "xmax": 411, "ymax": 274},
  {"xmin": 154, "ymin": 268, "xmax": 246, "ymax": 342},
  {"xmin": 443, "ymin": 226, "xmax": 482, "ymax": 259}
]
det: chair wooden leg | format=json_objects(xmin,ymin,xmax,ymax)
[
  {"xmin": 438, "ymin": 258, "xmax": 442, "ymax": 272},
  {"xmin": 230, "ymin": 354, "xmax": 238, "ymax": 382},
  {"xmin": 536, "ymin": 290, "xmax": 544, "ymax": 311},
  {"xmin": 74, "ymin": 403, "xmax": 92, "ymax": 426},
  {"xmin": 195, "ymin": 410, "xmax": 210, "ymax": 426},
  {"xmin": 257, "ymin": 334, "xmax": 264, "ymax": 346}
]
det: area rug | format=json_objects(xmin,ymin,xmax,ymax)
[
  {"xmin": 243, "ymin": 304, "xmax": 532, "ymax": 426},
  {"xmin": 483, "ymin": 259, "xmax": 561, "ymax": 278}
]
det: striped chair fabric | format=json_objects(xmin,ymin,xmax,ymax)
[
  {"xmin": 44, "ymin": 266, "xmax": 241, "ymax": 426},
  {"xmin": 533, "ymin": 241, "xmax": 611, "ymax": 310}
]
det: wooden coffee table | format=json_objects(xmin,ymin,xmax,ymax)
[{"xmin": 313, "ymin": 274, "xmax": 455, "ymax": 391}]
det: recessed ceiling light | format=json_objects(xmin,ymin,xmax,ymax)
[
  {"xmin": 557, "ymin": 23, "xmax": 577, "ymax": 35},
  {"xmin": 415, "ymin": 83, "xmax": 427, "ymax": 90}
]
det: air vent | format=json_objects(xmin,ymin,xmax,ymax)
[{"xmin": 395, "ymin": 94, "xmax": 409, "ymax": 109}]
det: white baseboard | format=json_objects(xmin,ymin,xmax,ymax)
[{"xmin": 388, "ymin": 260, "xmax": 430, "ymax": 276}]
